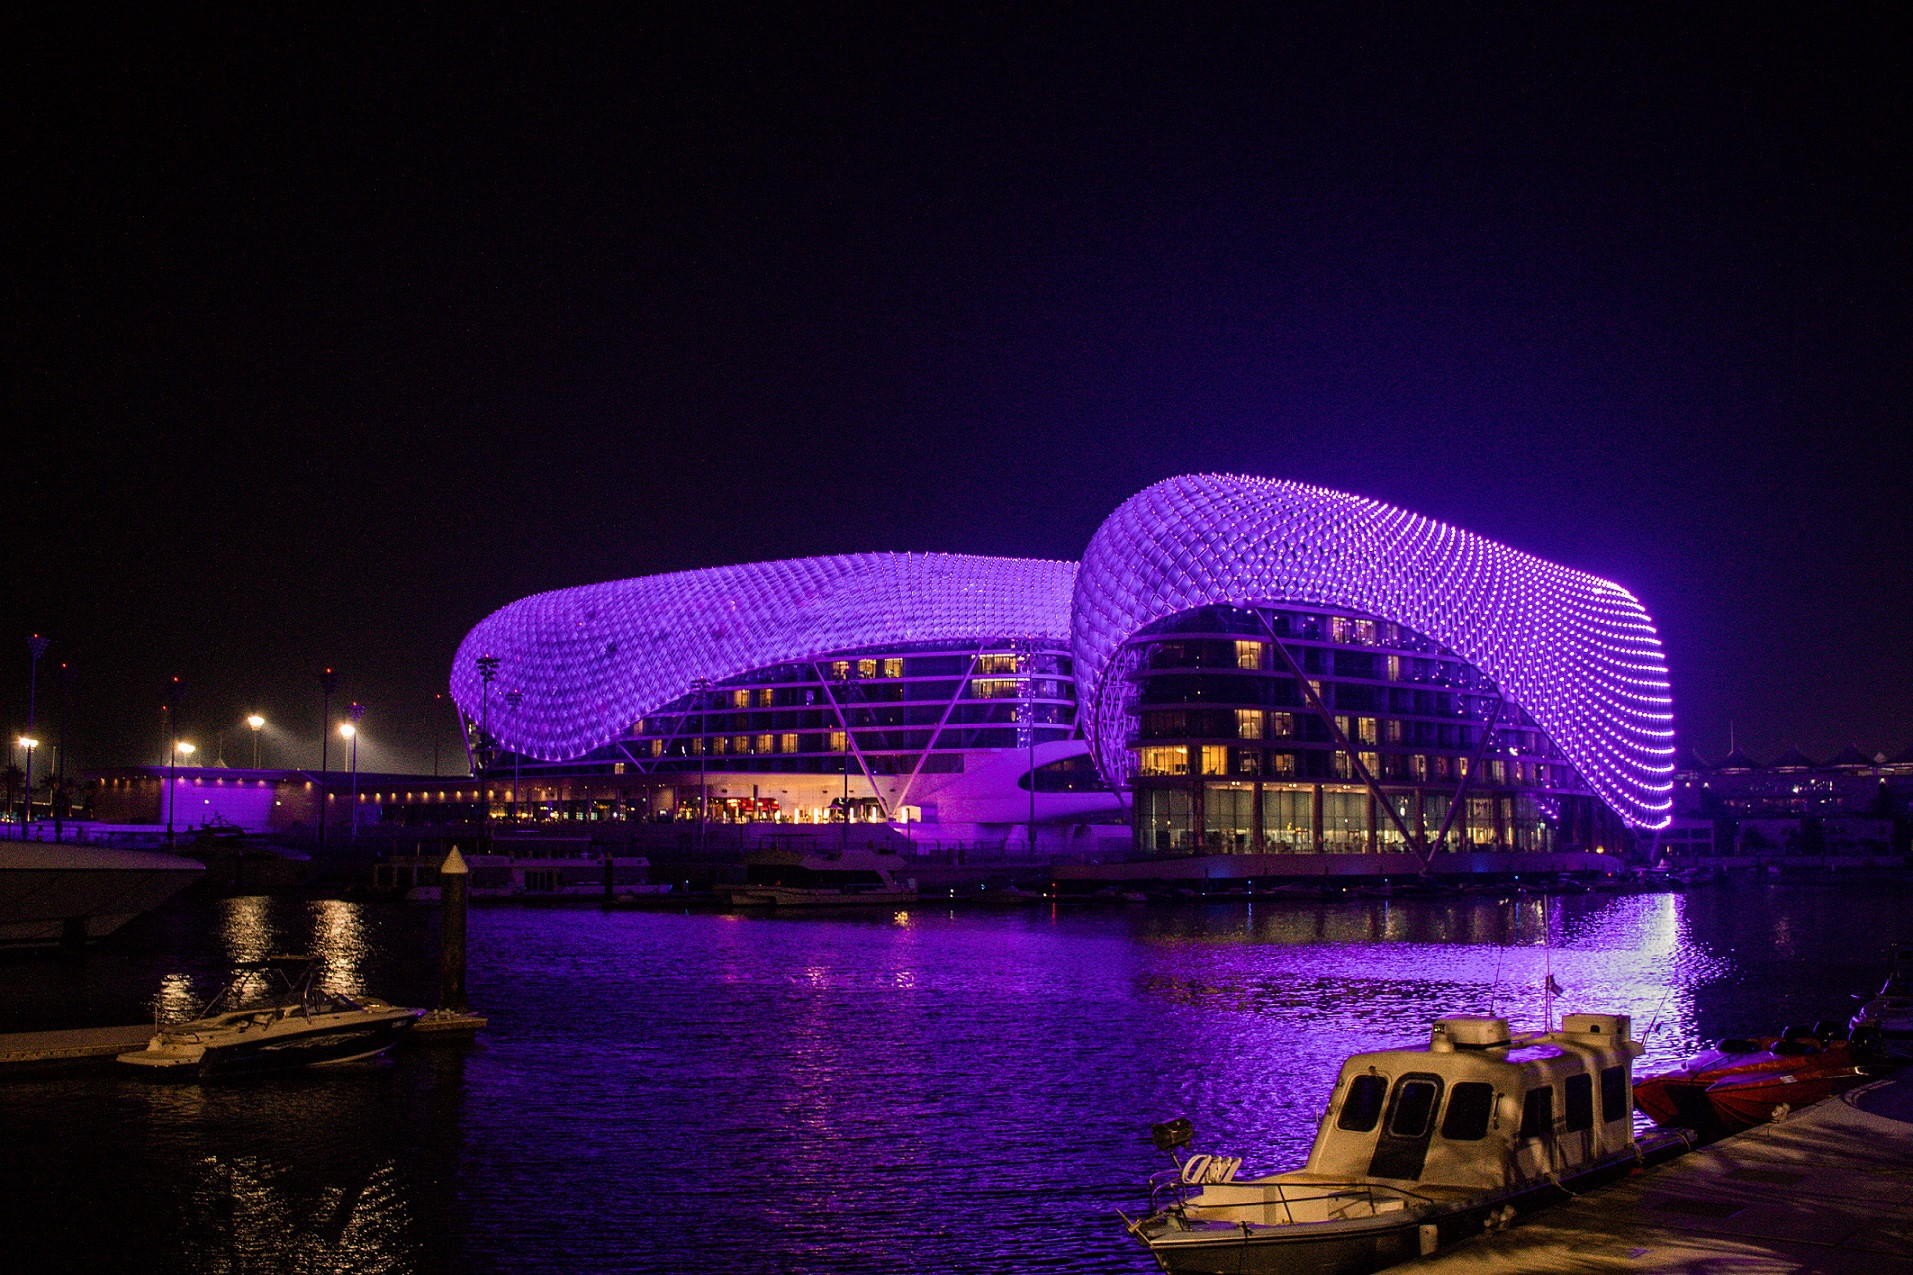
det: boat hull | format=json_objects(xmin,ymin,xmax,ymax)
[
  {"xmin": 120, "ymin": 1009, "xmax": 422, "ymax": 1080},
  {"xmin": 1705, "ymin": 1067, "xmax": 1872, "ymax": 1129},
  {"xmin": 726, "ymin": 887, "xmax": 917, "ymax": 907},
  {"xmin": 1138, "ymin": 1137, "xmax": 1687, "ymax": 1275}
]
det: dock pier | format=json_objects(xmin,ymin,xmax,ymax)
[{"xmin": 1414, "ymin": 1073, "xmax": 1913, "ymax": 1272}]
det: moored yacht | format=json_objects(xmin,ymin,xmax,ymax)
[
  {"xmin": 723, "ymin": 848, "xmax": 916, "ymax": 907},
  {"xmin": 1127, "ymin": 1013, "xmax": 1687, "ymax": 1274},
  {"xmin": 119, "ymin": 956, "xmax": 422, "ymax": 1079}
]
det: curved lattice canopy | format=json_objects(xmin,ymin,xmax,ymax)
[
  {"xmin": 1071, "ymin": 475, "xmax": 1674, "ymax": 827},
  {"xmin": 451, "ymin": 553, "xmax": 1076, "ymax": 761}
]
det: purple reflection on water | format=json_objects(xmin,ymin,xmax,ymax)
[{"xmin": 0, "ymin": 884, "xmax": 1895, "ymax": 1274}]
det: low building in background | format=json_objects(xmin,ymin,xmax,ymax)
[{"xmin": 84, "ymin": 767, "xmax": 483, "ymax": 836}]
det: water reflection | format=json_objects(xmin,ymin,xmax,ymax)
[{"xmin": 2, "ymin": 881, "xmax": 1905, "ymax": 1274}]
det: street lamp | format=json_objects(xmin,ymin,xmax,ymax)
[
  {"xmin": 15, "ymin": 737, "xmax": 38, "ymax": 836},
  {"xmin": 165, "ymin": 677, "xmax": 184, "ymax": 846},
  {"xmin": 246, "ymin": 715, "xmax": 265, "ymax": 769},
  {"xmin": 504, "ymin": 689, "xmax": 523, "ymax": 823},
  {"xmin": 343, "ymin": 704, "xmax": 364, "ymax": 843},
  {"xmin": 23, "ymin": 635, "xmax": 47, "ymax": 832},
  {"xmin": 317, "ymin": 668, "xmax": 338, "ymax": 856}
]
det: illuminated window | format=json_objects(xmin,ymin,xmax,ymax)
[
  {"xmin": 1457, "ymin": 756, "xmax": 1471, "ymax": 778},
  {"xmin": 1354, "ymin": 620, "xmax": 1376, "ymax": 645},
  {"xmin": 1385, "ymin": 719, "xmax": 1403, "ymax": 744},
  {"xmin": 731, "ymin": 689, "xmax": 749, "ymax": 709},
  {"xmin": 779, "ymin": 733, "xmax": 798, "ymax": 754},
  {"xmin": 731, "ymin": 735, "xmax": 749, "ymax": 754},
  {"xmin": 1332, "ymin": 751, "xmax": 1351, "ymax": 779},
  {"xmin": 712, "ymin": 736, "xmax": 729, "ymax": 754},
  {"xmin": 829, "ymin": 660, "xmax": 850, "ymax": 679},
  {"xmin": 882, "ymin": 658, "xmax": 903, "ymax": 678},
  {"xmin": 1386, "ymin": 656, "xmax": 1401, "ymax": 681},
  {"xmin": 1360, "ymin": 751, "xmax": 1380, "ymax": 776},
  {"xmin": 857, "ymin": 659, "xmax": 877, "ymax": 677},
  {"xmin": 1357, "ymin": 717, "xmax": 1377, "ymax": 744},
  {"xmin": 1234, "ymin": 640, "xmax": 1262, "ymax": 670},
  {"xmin": 1235, "ymin": 750, "xmax": 1260, "ymax": 776},
  {"xmin": 1335, "ymin": 714, "xmax": 1352, "ymax": 739},
  {"xmin": 1331, "ymin": 616, "xmax": 1353, "ymax": 643},
  {"xmin": 756, "ymin": 688, "xmax": 774, "ymax": 707},
  {"xmin": 692, "ymin": 738, "xmax": 705, "ymax": 756},
  {"xmin": 1308, "ymin": 679, "xmax": 1323, "ymax": 701},
  {"xmin": 977, "ymin": 652, "xmax": 1019, "ymax": 675},
  {"xmin": 828, "ymin": 730, "xmax": 847, "ymax": 752},
  {"xmin": 1269, "ymin": 712, "xmax": 1295, "ymax": 738},
  {"xmin": 755, "ymin": 734, "xmax": 774, "ymax": 754},
  {"xmin": 1135, "ymin": 746, "xmax": 1188, "ymax": 776},
  {"xmin": 970, "ymin": 678, "xmax": 1020, "ymax": 698},
  {"xmin": 651, "ymin": 739, "xmax": 663, "ymax": 756},
  {"xmin": 1200, "ymin": 745, "xmax": 1227, "ymax": 775},
  {"xmin": 1268, "ymin": 752, "xmax": 1296, "ymax": 776},
  {"xmin": 1235, "ymin": 709, "xmax": 1264, "ymax": 739}
]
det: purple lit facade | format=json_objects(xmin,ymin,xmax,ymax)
[
  {"xmin": 450, "ymin": 476, "xmax": 1672, "ymax": 848},
  {"xmin": 1074, "ymin": 475, "xmax": 1674, "ymax": 838}
]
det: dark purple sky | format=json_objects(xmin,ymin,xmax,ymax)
[{"xmin": 7, "ymin": 7, "xmax": 1909, "ymax": 774}]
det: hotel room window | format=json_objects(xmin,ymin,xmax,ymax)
[
  {"xmin": 755, "ymin": 734, "xmax": 774, "ymax": 754},
  {"xmin": 1270, "ymin": 712, "xmax": 1295, "ymax": 738},
  {"xmin": 828, "ymin": 730, "xmax": 846, "ymax": 752},
  {"xmin": 1135, "ymin": 746, "xmax": 1188, "ymax": 776},
  {"xmin": 731, "ymin": 689, "xmax": 749, "ymax": 709},
  {"xmin": 882, "ymin": 658, "xmax": 903, "ymax": 678},
  {"xmin": 829, "ymin": 661, "xmax": 850, "ymax": 679},
  {"xmin": 1234, "ymin": 640, "xmax": 1262, "ymax": 670},
  {"xmin": 1358, "ymin": 717, "xmax": 1378, "ymax": 744},
  {"xmin": 778, "ymin": 733, "xmax": 798, "ymax": 753},
  {"xmin": 1236, "ymin": 709, "xmax": 1264, "ymax": 739},
  {"xmin": 1200, "ymin": 745, "xmax": 1228, "ymax": 775},
  {"xmin": 1385, "ymin": 718, "xmax": 1403, "ymax": 744},
  {"xmin": 857, "ymin": 659, "xmax": 877, "ymax": 677}
]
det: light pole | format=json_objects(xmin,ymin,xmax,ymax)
[
  {"xmin": 247, "ymin": 715, "xmax": 265, "ymax": 768},
  {"xmin": 317, "ymin": 668, "xmax": 337, "ymax": 856},
  {"xmin": 15, "ymin": 737, "xmax": 38, "ymax": 836},
  {"xmin": 23, "ymin": 635, "xmax": 47, "ymax": 831},
  {"xmin": 54, "ymin": 662, "xmax": 71, "ymax": 843},
  {"xmin": 474, "ymin": 655, "xmax": 500, "ymax": 766},
  {"xmin": 165, "ymin": 677, "xmax": 183, "ymax": 846},
  {"xmin": 343, "ymin": 704, "xmax": 364, "ymax": 843},
  {"xmin": 433, "ymin": 693, "xmax": 445, "ymax": 778},
  {"xmin": 690, "ymin": 677, "xmax": 710, "ymax": 852},
  {"xmin": 504, "ymin": 689, "xmax": 523, "ymax": 824},
  {"xmin": 169, "ymin": 741, "xmax": 195, "ymax": 840}
]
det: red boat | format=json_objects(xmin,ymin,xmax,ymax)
[
  {"xmin": 1636, "ymin": 1026, "xmax": 1886, "ymax": 1138},
  {"xmin": 1634, "ymin": 1036, "xmax": 1783, "ymax": 1131},
  {"xmin": 1704, "ymin": 1042, "xmax": 1883, "ymax": 1129}
]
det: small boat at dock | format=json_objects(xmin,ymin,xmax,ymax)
[
  {"xmin": 722, "ymin": 848, "xmax": 916, "ymax": 908},
  {"xmin": 1127, "ymin": 1012, "xmax": 1686, "ymax": 1273},
  {"xmin": 1850, "ymin": 942, "xmax": 1913, "ymax": 1061},
  {"xmin": 119, "ymin": 956, "xmax": 421, "ymax": 1079},
  {"xmin": 1635, "ymin": 1024, "xmax": 1892, "ymax": 1138}
]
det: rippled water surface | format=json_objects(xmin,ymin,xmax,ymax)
[{"xmin": 3, "ymin": 880, "xmax": 1907, "ymax": 1273}]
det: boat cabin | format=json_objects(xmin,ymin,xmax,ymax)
[{"xmin": 1187, "ymin": 1014, "xmax": 1642, "ymax": 1223}]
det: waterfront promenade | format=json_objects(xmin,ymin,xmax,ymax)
[{"xmin": 1419, "ymin": 1076, "xmax": 1913, "ymax": 1272}]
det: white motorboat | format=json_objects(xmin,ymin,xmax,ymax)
[
  {"xmin": 1850, "ymin": 942, "xmax": 1913, "ymax": 1060},
  {"xmin": 723, "ymin": 848, "xmax": 916, "ymax": 907},
  {"xmin": 1127, "ymin": 1013, "xmax": 1688, "ymax": 1274},
  {"xmin": 119, "ymin": 956, "xmax": 422, "ymax": 1079}
]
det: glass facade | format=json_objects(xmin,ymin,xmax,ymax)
[
  {"xmin": 477, "ymin": 639, "xmax": 1080, "ymax": 824},
  {"xmin": 1123, "ymin": 605, "xmax": 1628, "ymax": 856}
]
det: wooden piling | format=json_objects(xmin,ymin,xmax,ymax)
[{"xmin": 439, "ymin": 846, "xmax": 468, "ymax": 1012}]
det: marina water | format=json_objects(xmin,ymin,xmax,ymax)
[{"xmin": 2, "ymin": 881, "xmax": 1903, "ymax": 1273}]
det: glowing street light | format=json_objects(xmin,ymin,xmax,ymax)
[
  {"xmin": 345, "ymin": 703, "xmax": 364, "ymax": 842},
  {"xmin": 246, "ymin": 714, "xmax": 265, "ymax": 769}
]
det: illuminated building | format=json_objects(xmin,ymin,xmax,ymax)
[{"xmin": 450, "ymin": 476, "xmax": 1676, "ymax": 855}]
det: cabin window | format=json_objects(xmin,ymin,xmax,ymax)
[
  {"xmin": 1337, "ymin": 1075, "xmax": 1388, "ymax": 1132},
  {"xmin": 1439, "ymin": 1082, "xmax": 1495, "ymax": 1141},
  {"xmin": 1563, "ymin": 1074, "xmax": 1594, "ymax": 1132},
  {"xmin": 1519, "ymin": 1087, "xmax": 1553, "ymax": 1140},
  {"xmin": 1600, "ymin": 1066, "xmax": 1628, "ymax": 1122},
  {"xmin": 1389, "ymin": 1080, "xmax": 1440, "ymax": 1138}
]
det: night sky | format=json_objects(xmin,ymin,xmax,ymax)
[{"xmin": 7, "ymin": 7, "xmax": 1908, "ymax": 776}]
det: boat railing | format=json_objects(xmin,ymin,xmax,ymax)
[{"xmin": 1148, "ymin": 1170, "xmax": 1436, "ymax": 1225}]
